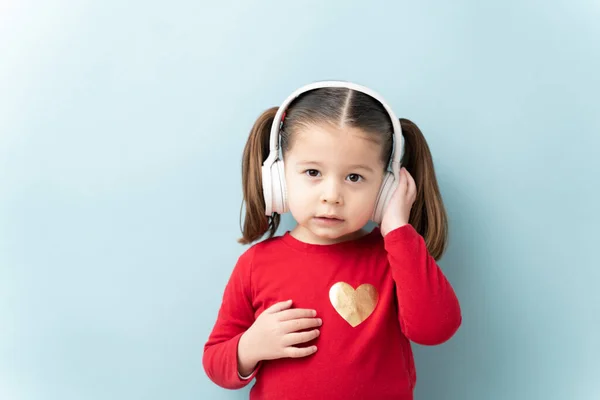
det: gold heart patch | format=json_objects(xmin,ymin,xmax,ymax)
[{"xmin": 329, "ymin": 282, "xmax": 378, "ymax": 327}]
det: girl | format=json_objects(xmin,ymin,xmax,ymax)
[{"xmin": 203, "ymin": 81, "xmax": 462, "ymax": 400}]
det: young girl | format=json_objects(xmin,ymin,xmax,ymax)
[{"xmin": 203, "ymin": 81, "xmax": 462, "ymax": 399}]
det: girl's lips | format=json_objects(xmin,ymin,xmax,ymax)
[{"xmin": 314, "ymin": 216, "xmax": 344, "ymax": 225}]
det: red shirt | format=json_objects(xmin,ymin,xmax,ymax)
[{"xmin": 203, "ymin": 225, "xmax": 462, "ymax": 400}]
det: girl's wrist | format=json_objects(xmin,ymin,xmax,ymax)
[
  {"xmin": 381, "ymin": 221, "xmax": 408, "ymax": 237},
  {"xmin": 237, "ymin": 330, "xmax": 259, "ymax": 375}
]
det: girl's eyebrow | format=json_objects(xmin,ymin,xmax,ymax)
[
  {"xmin": 349, "ymin": 164, "xmax": 375, "ymax": 173},
  {"xmin": 296, "ymin": 161, "xmax": 375, "ymax": 173},
  {"xmin": 296, "ymin": 160, "xmax": 323, "ymax": 166}
]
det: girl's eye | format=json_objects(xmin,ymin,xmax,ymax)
[
  {"xmin": 347, "ymin": 173, "xmax": 363, "ymax": 183},
  {"xmin": 305, "ymin": 169, "xmax": 320, "ymax": 177}
]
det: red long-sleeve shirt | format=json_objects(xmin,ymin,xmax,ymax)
[{"xmin": 203, "ymin": 225, "xmax": 462, "ymax": 400}]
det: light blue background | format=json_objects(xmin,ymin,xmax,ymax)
[{"xmin": 1, "ymin": 1, "xmax": 599, "ymax": 399}]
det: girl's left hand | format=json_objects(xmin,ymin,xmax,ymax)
[{"xmin": 380, "ymin": 167, "xmax": 417, "ymax": 237}]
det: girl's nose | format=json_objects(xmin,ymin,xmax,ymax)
[{"xmin": 320, "ymin": 180, "xmax": 343, "ymax": 205}]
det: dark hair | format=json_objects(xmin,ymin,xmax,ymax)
[{"xmin": 238, "ymin": 88, "xmax": 449, "ymax": 260}]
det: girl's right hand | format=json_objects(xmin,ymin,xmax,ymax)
[{"xmin": 237, "ymin": 300, "xmax": 322, "ymax": 376}]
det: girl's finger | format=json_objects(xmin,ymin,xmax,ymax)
[
  {"xmin": 277, "ymin": 308, "xmax": 317, "ymax": 321},
  {"xmin": 280, "ymin": 317, "xmax": 322, "ymax": 333},
  {"xmin": 282, "ymin": 329, "xmax": 320, "ymax": 347},
  {"xmin": 265, "ymin": 300, "xmax": 294, "ymax": 314},
  {"xmin": 406, "ymin": 170, "xmax": 417, "ymax": 200},
  {"xmin": 284, "ymin": 345, "xmax": 318, "ymax": 358},
  {"xmin": 399, "ymin": 167, "xmax": 408, "ymax": 194}
]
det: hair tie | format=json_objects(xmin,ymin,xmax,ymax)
[{"xmin": 279, "ymin": 111, "xmax": 287, "ymax": 130}]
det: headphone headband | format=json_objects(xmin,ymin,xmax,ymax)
[{"xmin": 264, "ymin": 80, "xmax": 404, "ymax": 180}]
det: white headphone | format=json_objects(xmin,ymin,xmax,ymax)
[{"xmin": 261, "ymin": 80, "xmax": 404, "ymax": 224}]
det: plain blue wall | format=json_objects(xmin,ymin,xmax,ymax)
[{"xmin": 1, "ymin": 1, "xmax": 599, "ymax": 399}]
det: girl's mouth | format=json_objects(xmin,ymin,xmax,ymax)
[{"xmin": 314, "ymin": 216, "xmax": 344, "ymax": 225}]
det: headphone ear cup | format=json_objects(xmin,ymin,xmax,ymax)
[
  {"xmin": 278, "ymin": 160, "xmax": 288, "ymax": 213},
  {"xmin": 269, "ymin": 160, "xmax": 287, "ymax": 215},
  {"xmin": 261, "ymin": 163, "xmax": 274, "ymax": 216},
  {"xmin": 372, "ymin": 172, "xmax": 397, "ymax": 224}
]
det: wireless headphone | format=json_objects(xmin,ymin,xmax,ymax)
[{"xmin": 261, "ymin": 80, "xmax": 404, "ymax": 224}]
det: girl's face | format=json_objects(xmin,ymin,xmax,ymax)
[{"xmin": 284, "ymin": 123, "xmax": 386, "ymax": 245}]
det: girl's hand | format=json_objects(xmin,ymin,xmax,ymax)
[
  {"xmin": 380, "ymin": 167, "xmax": 417, "ymax": 237},
  {"xmin": 237, "ymin": 300, "xmax": 322, "ymax": 376}
]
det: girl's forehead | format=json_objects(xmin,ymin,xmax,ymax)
[
  {"xmin": 288, "ymin": 123, "xmax": 383, "ymax": 164},
  {"xmin": 295, "ymin": 122, "xmax": 374, "ymax": 138},
  {"xmin": 293, "ymin": 123, "xmax": 380, "ymax": 146}
]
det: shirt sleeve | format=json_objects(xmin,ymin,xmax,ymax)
[
  {"xmin": 384, "ymin": 224, "xmax": 462, "ymax": 346},
  {"xmin": 202, "ymin": 246, "xmax": 261, "ymax": 389}
]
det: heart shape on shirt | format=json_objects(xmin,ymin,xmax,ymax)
[{"xmin": 329, "ymin": 282, "xmax": 379, "ymax": 327}]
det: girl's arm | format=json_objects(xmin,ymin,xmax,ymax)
[
  {"xmin": 203, "ymin": 247, "xmax": 259, "ymax": 389},
  {"xmin": 383, "ymin": 224, "xmax": 462, "ymax": 345}
]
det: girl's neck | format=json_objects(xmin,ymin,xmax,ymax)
[
  {"xmin": 281, "ymin": 226, "xmax": 381, "ymax": 254},
  {"xmin": 289, "ymin": 224, "xmax": 371, "ymax": 246}
]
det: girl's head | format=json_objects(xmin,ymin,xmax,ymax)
[{"xmin": 239, "ymin": 83, "xmax": 449, "ymax": 260}]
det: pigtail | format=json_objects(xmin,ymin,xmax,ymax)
[
  {"xmin": 400, "ymin": 118, "xmax": 449, "ymax": 261},
  {"xmin": 238, "ymin": 107, "xmax": 280, "ymax": 244}
]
